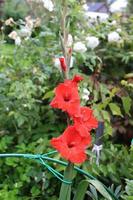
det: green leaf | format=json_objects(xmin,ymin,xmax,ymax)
[
  {"xmin": 88, "ymin": 180, "xmax": 113, "ymax": 200},
  {"xmin": 101, "ymin": 110, "xmax": 110, "ymax": 122},
  {"xmin": 73, "ymin": 180, "xmax": 89, "ymax": 200},
  {"xmin": 43, "ymin": 90, "xmax": 54, "ymax": 99},
  {"xmin": 122, "ymin": 96, "xmax": 132, "ymax": 115},
  {"xmin": 89, "ymin": 185, "xmax": 98, "ymax": 200},
  {"xmin": 109, "ymin": 103, "xmax": 123, "ymax": 117},
  {"xmin": 31, "ymin": 186, "xmax": 40, "ymax": 197}
]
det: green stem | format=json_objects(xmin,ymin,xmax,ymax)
[{"xmin": 59, "ymin": 162, "xmax": 74, "ymax": 200}]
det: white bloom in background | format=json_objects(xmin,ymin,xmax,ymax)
[
  {"xmin": 34, "ymin": 17, "xmax": 41, "ymax": 28},
  {"xmin": 19, "ymin": 26, "xmax": 32, "ymax": 38},
  {"xmin": 42, "ymin": 0, "xmax": 54, "ymax": 12},
  {"xmin": 8, "ymin": 31, "xmax": 21, "ymax": 46},
  {"xmin": 117, "ymin": 28, "xmax": 122, "ymax": 33},
  {"xmin": 82, "ymin": 88, "xmax": 90, "ymax": 101},
  {"xmin": 8, "ymin": 31, "xmax": 18, "ymax": 40},
  {"xmin": 25, "ymin": 16, "xmax": 34, "ymax": 30},
  {"xmin": 110, "ymin": 20, "xmax": 117, "ymax": 26},
  {"xmin": 86, "ymin": 36, "xmax": 100, "ymax": 49},
  {"xmin": 82, "ymin": 4, "xmax": 88, "ymax": 11},
  {"xmin": 5, "ymin": 17, "xmax": 15, "ymax": 26},
  {"xmin": 108, "ymin": 31, "xmax": 121, "ymax": 42},
  {"xmin": 73, "ymin": 42, "xmax": 87, "ymax": 53},
  {"xmin": 15, "ymin": 36, "xmax": 21, "ymax": 46},
  {"xmin": 67, "ymin": 34, "xmax": 73, "ymax": 47},
  {"xmin": 54, "ymin": 58, "xmax": 61, "ymax": 70}
]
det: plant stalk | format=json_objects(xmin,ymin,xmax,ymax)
[{"xmin": 59, "ymin": 162, "xmax": 74, "ymax": 200}]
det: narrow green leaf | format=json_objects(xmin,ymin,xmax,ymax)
[
  {"xmin": 88, "ymin": 180, "xmax": 113, "ymax": 200},
  {"xmin": 90, "ymin": 185, "xmax": 98, "ymax": 200},
  {"xmin": 73, "ymin": 180, "xmax": 89, "ymax": 200}
]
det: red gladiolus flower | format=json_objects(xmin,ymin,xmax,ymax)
[
  {"xmin": 73, "ymin": 107, "xmax": 98, "ymax": 137},
  {"xmin": 59, "ymin": 57, "xmax": 67, "ymax": 72},
  {"xmin": 50, "ymin": 81, "xmax": 80, "ymax": 116},
  {"xmin": 64, "ymin": 75, "xmax": 83, "ymax": 86},
  {"xmin": 51, "ymin": 125, "xmax": 91, "ymax": 163},
  {"xmin": 72, "ymin": 75, "xmax": 83, "ymax": 83}
]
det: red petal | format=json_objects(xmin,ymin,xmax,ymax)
[
  {"xmin": 69, "ymin": 149, "xmax": 87, "ymax": 163},
  {"xmin": 59, "ymin": 57, "xmax": 67, "ymax": 72},
  {"xmin": 72, "ymin": 75, "xmax": 83, "ymax": 83}
]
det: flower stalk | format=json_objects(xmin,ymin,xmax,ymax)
[
  {"xmin": 59, "ymin": 162, "xmax": 74, "ymax": 200},
  {"xmin": 58, "ymin": 1, "xmax": 74, "ymax": 199}
]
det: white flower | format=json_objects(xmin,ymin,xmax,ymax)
[
  {"xmin": 8, "ymin": 31, "xmax": 21, "ymax": 46},
  {"xmin": 54, "ymin": 58, "xmax": 61, "ymax": 70},
  {"xmin": 25, "ymin": 16, "xmax": 34, "ymax": 30},
  {"xmin": 42, "ymin": 0, "xmax": 54, "ymax": 12},
  {"xmin": 82, "ymin": 4, "xmax": 88, "ymax": 11},
  {"xmin": 110, "ymin": 20, "xmax": 117, "ymax": 26},
  {"xmin": 34, "ymin": 17, "xmax": 41, "ymax": 28},
  {"xmin": 15, "ymin": 36, "xmax": 21, "ymax": 46},
  {"xmin": 117, "ymin": 28, "xmax": 122, "ymax": 33},
  {"xmin": 108, "ymin": 31, "xmax": 121, "ymax": 43},
  {"xmin": 19, "ymin": 26, "xmax": 32, "ymax": 38},
  {"xmin": 73, "ymin": 42, "xmax": 87, "ymax": 53},
  {"xmin": 82, "ymin": 88, "xmax": 90, "ymax": 101},
  {"xmin": 67, "ymin": 34, "xmax": 73, "ymax": 47},
  {"xmin": 8, "ymin": 31, "xmax": 18, "ymax": 40},
  {"xmin": 86, "ymin": 36, "xmax": 100, "ymax": 49},
  {"xmin": 5, "ymin": 17, "xmax": 15, "ymax": 26}
]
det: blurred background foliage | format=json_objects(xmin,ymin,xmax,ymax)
[{"xmin": 0, "ymin": 0, "xmax": 132, "ymax": 199}]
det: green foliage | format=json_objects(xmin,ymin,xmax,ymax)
[
  {"xmin": 87, "ymin": 180, "xmax": 113, "ymax": 200},
  {"xmin": 127, "ymin": 0, "xmax": 133, "ymax": 14},
  {"xmin": 1, "ymin": 0, "xmax": 29, "ymax": 20},
  {"xmin": 122, "ymin": 179, "xmax": 133, "ymax": 200},
  {"xmin": 87, "ymin": 184, "xmax": 122, "ymax": 200},
  {"xmin": 86, "ymin": 143, "xmax": 133, "ymax": 185},
  {"xmin": 73, "ymin": 180, "xmax": 89, "ymax": 200}
]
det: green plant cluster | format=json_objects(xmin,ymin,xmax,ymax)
[{"xmin": 0, "ymin": 0, "xmax": 132, "ymax": 199}]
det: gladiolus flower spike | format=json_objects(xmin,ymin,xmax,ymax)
[{"xmin": 50, "ymin": 75, "xmax": 98, "ymax": 164}]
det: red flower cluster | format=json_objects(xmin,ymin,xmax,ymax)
[{"xmin": 50, "ymin": 75, "xmax": 98, "ymax": 164}]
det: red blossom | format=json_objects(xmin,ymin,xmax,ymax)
[
  {"xmin": 72, "ymin": 75, "xmax": 83, "ymax": 83},
  {"xmin": 50, "ymin": 81, "xmax": 80, "ymax": 116},
  {"xmin": 50, "ymin": 74, "xmax": 97, "ymax": 164},
  {"xmin": 63, "ymin": 75, "xmax": 83, "ymax": 89},
  {"xmin": 59, "ymin": 57, "xmax": 67, "ymax": 72},
  {"xmin": 73, "ymin": 107, "xmax": 98, "ymax": 137},
  {"xmin": 51, "ymin": 125, "xmax": 91, "ymax": 163}
]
